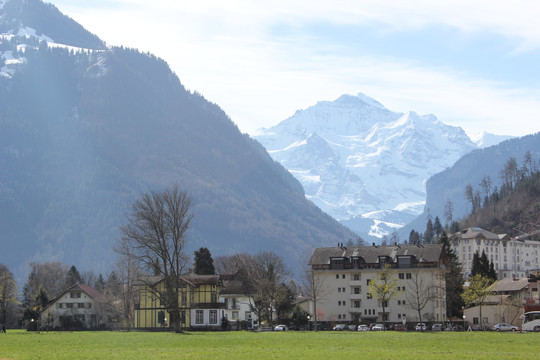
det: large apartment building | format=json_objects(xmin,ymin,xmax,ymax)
[
  {"xmin": 449, "ymin": 227, "xmax": 540, "ymax": 279},
  {"xmin": 309, "ymin": 244, "xmax": 447, "ymax": 326}
]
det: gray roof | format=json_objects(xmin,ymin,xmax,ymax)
[
  {"xmin": 309, "ymin": 244, "xmax": 444, "ymax": 265},
  {"xmin": 492, "ymin": 277, "xmax": 530, "ymax": 292},
  {"xmin": 452, "ymin": 227, "xmax": 511, "ymax": 241}
]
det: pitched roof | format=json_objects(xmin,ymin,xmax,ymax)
[
  {"xmin": 452, "ymin": 227, "xmax": 510, "ymax": 241},
  {"xmin": 492, "ymin": 277, "xmax": 530, "ymax": 292},
  {"xmin": 309, "ymin": 244, "xmax": 444, "ymax": 265}
]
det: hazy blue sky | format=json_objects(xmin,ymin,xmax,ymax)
[{"xmin": 49, "ymin": 0, "xmax": 540, "ymax": 137}]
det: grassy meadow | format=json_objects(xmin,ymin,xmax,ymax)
[{"xmin": 0, "ymin": 330, "xmax": 539, "ymax": 359}]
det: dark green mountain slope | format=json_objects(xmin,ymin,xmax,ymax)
[{"xmin": 0, "ymin": 1, "xmax": 355, "ymax": 280}]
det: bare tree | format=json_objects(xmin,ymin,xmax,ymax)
[
  {"xmin": 404, "ymin": 270, "xmax": 436, "ymax": 326},
  {"xmin": 114, "ymin": 243, "xmax": 142, "ymax": 328},
  {"xmin": 444, "ymin": 199, "xmax": 454, "ymax": 225},
  {"xmin": 214, "ymin": 253, "xmax": 254, "ymax": 275},
  {"xmin": 22, "ymin": 262, "xmax": 68, "ymax": 308},
  {"xmin": 118, "ymin": 185, "xmax": 193, "ymax": 333},
  {"xmin": 301, "ymin": 251, "xmax": 329, "ymax": 331},
  {"xmin": 248, "ymin": 251, "xmax": 289, "ymax": 326}
]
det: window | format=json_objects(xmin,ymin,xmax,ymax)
[
  {"xmin": 70, "ymin": 292, "xmax": 81, "ymax": 299},
  {"xmin": 399, "ymin": 273, "xmax": 405, "ymax": 279},
  {"xmin": 382, "ymin": 301, "xmax": 388, "ymax": 308},
  {"xmin": 336, "ymin": 274, "xmax": 339, "ymax": 279},
  {"xmin": 209, "ymin": 310, "xmax": 217, "ymax": 324},
  {"xmin": 342, "ymin": 274, "xmax": 345, "ymax": 279},
  {"xmin": 473, "ymin": 317, "xmax": 479, "ymax": 324},
  {"xmin": 338, "ymin": 314, "xmax": 342, "ymax": 319},
  {"xmin": 406, "ymin": 273, "xmax": 412, "ymax": 279},
  {"xmin": 366, "ymin": 279, "xmax": 371, "ymax": 286},
  {"xmin": 232, "ymin": 311, "xmax": 239, "ymax": 320},
  {"xmin": 367, "ymin": 293, "xmax": 372, "ymax": 299},
  {"xmin": 402, "ymin": 286, "xmax": 406, "ymax": 292},
  {"xmin": 77, "ymin": 303, "xmax": 85, "ymax": 309},
  {"xmin": 402, "ymin": 300, "xmax": 406, "ymax": 305},
  {"xmin": 354, "ymin": 301, "xmax": 360, "ymax": 308},
  {"xmin": 196, "ymin": 310, "xmax": 204, "ymax": 324},
  {"xmin": 338, "ymin": 288, "xmax": 341, "ymax": 293},
  {"xmin": 354, "ymin": 287, "xmax": 360, "ymax": 294},
  {"xmin": 338, "ymin": 301, "xmax": 341, "ymax": 306},
  {"xmin": 398, "ymin": 300, "xmax": 401, "ymax": 305},
  {"xmin": 343, "ymin": 301, "xmax": 346, "ymax": 306},
  {"xmin": 353, "ymin": 274, "xmax": 360, "ymax": 281}
]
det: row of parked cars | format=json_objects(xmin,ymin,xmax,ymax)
[{"xmin": 332, "ymin": 323, "xmax": 445, "ymax": 331}]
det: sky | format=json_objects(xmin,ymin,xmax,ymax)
[{"xmin": 47, "ymin": 0, "xmax": 540, "ymax": 137}]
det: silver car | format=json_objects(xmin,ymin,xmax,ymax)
[{"xmin": 492, "ymin": 323, "xmax": 519, "ymax": 332}]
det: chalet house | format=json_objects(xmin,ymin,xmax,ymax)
[
  {"xmin": 40, "ymin": 283, "xmax": 115, "ymax": 330},
  {"xmin": 309, "ymin": 244, "xmax": 447, "ymax": 326},
  {"xmin": 134, "ymin": 273, "xmax": 225, "ymax": 330}
]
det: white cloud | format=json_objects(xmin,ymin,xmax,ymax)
[{"xmin": 49, "ymin": 0, "xmax": 540, "ymax": 136}]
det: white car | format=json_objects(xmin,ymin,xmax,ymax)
[
  {"xmin": 357, "ymin": 325, "xmax": 369, "ymax": 331},
  {"xmin": 492, "ymin": 323, "xmax": 519, "ymax": 332},
  {"xmin": 372, "ymin": 324, "xmax": 385, "ymax": 331},
  {"xmin": 415, "ymin": 323, "xmax": 427, "ymax": 331},
  {"xmin": 274, "ymin": 324, "xmax": 288, "ymax": 331}
]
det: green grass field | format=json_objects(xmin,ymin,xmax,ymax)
[{"xmin": 0, "ymin": 330, "xmax": 539, "ymax": 359}]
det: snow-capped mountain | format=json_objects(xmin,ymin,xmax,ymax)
[
  {"xmin": 255, "ymin": 93, "xmax": 478, "ymax": 240},
  {"xmin": 469, "ymin": 131, "xmax": 514, "ymax": 148}
]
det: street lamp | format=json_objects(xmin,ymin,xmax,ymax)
[{"xmin": 307, "ymin": 315, "xmax": 311, "ymax": 331}]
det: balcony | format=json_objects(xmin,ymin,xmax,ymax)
[
  {"xmin": 349, "ymin": 280, "xmax": 363, "ymax": 286},
  {"xmin": 349, "ymin": 293, "xmax": 363, "ymax": 300}
]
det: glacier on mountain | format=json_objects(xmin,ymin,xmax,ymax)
[{"xmin": 255, "ymin": 93, "xmax": 478, "ymax": 240}]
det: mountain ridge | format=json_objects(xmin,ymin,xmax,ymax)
[{"xmin": 0, "ymin": 0, "xmax": 356, "ymax": 283}]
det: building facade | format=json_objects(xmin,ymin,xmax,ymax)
[
  {"xmin": 134, "ymin": 273, "xmax": 225, "ymax": 330},
  {"xmin": 309, "ymin": 244, "xmax": 447, "ymax": 326},
  {"xmin": 41, "ymin": 283, "xmax": 115, "ymax": 330},
  {"xmin": 219, "ymin": 272, "xmax": 258, "ymax": 329},
  {"xmin": 450, "ymin": 227, "xmax": 540, "ymax": 279}
]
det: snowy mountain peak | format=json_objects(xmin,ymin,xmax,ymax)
[
  {"xmin": 469, "ymin": 131, "xmax": 515, "ymax": 148},
  {"xmin": 255, "ymin": 93, "xmax": 479, "ymax": 241}
]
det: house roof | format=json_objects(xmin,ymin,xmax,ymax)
[
  {"xmin": 44, "ymin": 283, "xmax": 106, "ymax": 311},
  {"xmin": 452, "ymin": 227, "xmax": 511, "ymax": 241},
  {"xmin": 309, "ymin": 244, "xmax": 444, "ymax": 266},
  {"xmin": 135, "ymin": 273, "xmax": 221, "ymax": 288},
  {"xmin": 492, "ymin": 277, "xmax": 530, "ymax": 293}
]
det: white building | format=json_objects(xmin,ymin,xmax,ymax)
[
  {"xmin": 309, "ymin": 244, "xmax": 447, "ymax": 327},
  {"xmin": 450, "ymin": 227, "xmax": 540, "ymax": 279},
  {"xmin": 219, "ymin": 272, "xmax": 258, "ymax": 329},
  {"xmin": 41, "ymin": 283, "xmax": 116, "ymax": 330}
]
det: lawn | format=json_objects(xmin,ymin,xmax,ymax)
[{"xmin": 0, "ymin": 330, "xmax": 538, "ymax": 359}]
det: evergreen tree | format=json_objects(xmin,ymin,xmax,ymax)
[
  {"xmin": 423, "ymin": 219, "xmax": 434, "ymax": 244},
  {"xmin": 409, "ymin": 230, "xmax": 421, "ymax": 245},
  {"xmin": 433, "ymin": 217, "xmax": 443, "ymax": 239},
  {"xmin": 94, "ymin": 274, "xmax": 105, "ymax": 292},
  {"xmin": 193, "ymin": 247, "xmax": 216, "ymax": 275},
  {"xmin": 64, "ymin": 265, "xmax": 82, "ymax": 288},
  {"xmin": 438, "ymin": 231, "xmax": 464, "ymax": 318}
]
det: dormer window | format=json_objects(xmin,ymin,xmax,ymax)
[
  {"xmin": 397, "ymin": 255, "xmax": 414, "ymax": 268},
  {"xmin": 330, "ymin": 257, "xmax": 345, "ymax": 270}
]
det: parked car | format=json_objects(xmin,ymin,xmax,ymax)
[
  {"xmin": 431, "ymin": 324, "xmax": 444, "ymax": 331},
  {"xmin": 492, "ymin": 323, "xmax": 519, "ymax": 332},
  {"xmin": 394, "ymin": 323, "xmax": 405, "ymax": 331},
  {"xmin": 357, "ymin": 325, "xmax": 369, "ymax": 331},
  {"xmin": 372, "ymin": 324, "xmax": 385, "ymax": 331},
  {"xmin": 415, "ymin": 323, "xmax": 427, "ymax": 331},
  {"xmin": 348, "ymin": 325, "xmax": 357, "ymax": 331},
  {"xmin": 274, "ymin": 324, "xmax": 288, "ymax": 331},
  {"xmin": 333, "ymin": 324, "xmax": 347, "ymax": 331}
]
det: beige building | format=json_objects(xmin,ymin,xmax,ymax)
[
  {"xmin": 309, "ymin": 244, "xmax": 447, "ymax": 326},
  {"xmin": 463, "ymin": 277, "xmax": 529, "ymax": 329},
  {"xmin": 450, "ymin": 227, "xmax": 540, "ymax": 279}
]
